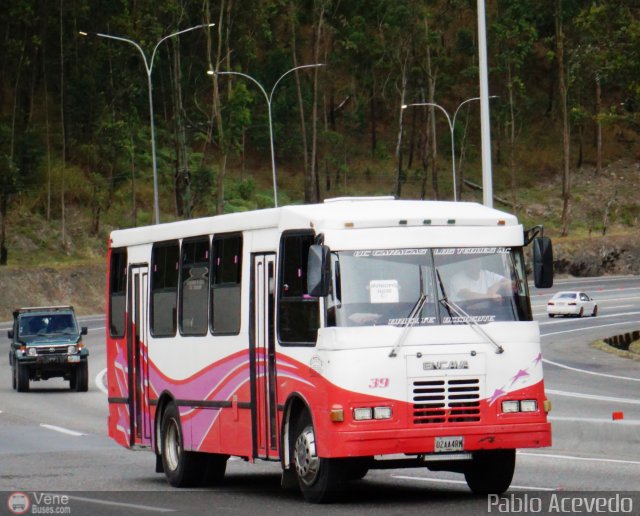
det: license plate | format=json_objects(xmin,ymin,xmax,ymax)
[
  {"xmin": 434, "ymin": 436, "xmax": 464, "ymax": 452},
  {"xmin": 67, "ymin": 356, "xmax": 80, "ymax": 363}
]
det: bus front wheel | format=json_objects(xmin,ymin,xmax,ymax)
[
  {"xmin": 161, "ymin": 403, "xmax": 206, "ymax": 487},
  {"xmin": 292, "ymin": 412, "xmax": 345, "ymax": 503},
  {"xmin": 464, "ymin": 449, "xmax": 515, "ymax": 495}
]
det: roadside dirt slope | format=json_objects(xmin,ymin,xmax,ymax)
[{"xmin": 0, "ymin": 264, "xmax": 105, "ymax": 322}]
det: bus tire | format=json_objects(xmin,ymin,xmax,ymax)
[
  {"xmin": 345, "ymin": 460, "xmax": 369, "ymax": 481},
  {"xmin": 201, "ymin": 453, "xmax": 229, "ymax": 486},
  {"xmin": 464, "ymin": 449, "xmax": 515, "ymax": 495},
  {"xmin": 161, "ymin": 403, "xmax": 205, "ymax": 487},
  {"xmin": 292, "ymin": 412, "xmax": 345, "ymax": 503},
  {"xmin": 16, "ymin": 363, "xmax": 30, "ymax": 392},
  {"xmin": 12, "ymin": 363, "xmax": 16, "ymax": 390},
  {"xmin": 74, "ymin": 362, "xmax": 89, "ymax": 392}
]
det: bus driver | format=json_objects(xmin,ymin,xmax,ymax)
[{"xmin": 450, "ymin": 258, "xmax": 511, "ymax": 302}]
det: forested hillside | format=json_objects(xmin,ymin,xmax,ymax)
[{"xmin": 1, "ymin": 1, "xmax": 639, "ymax": 266}]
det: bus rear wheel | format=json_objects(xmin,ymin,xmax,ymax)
[
  {"xmin": 464, "ymin": 449, "xmax": 515, "ymax": 495},
  {"xmin": 161, "ymin": 403, "xmax": 206, "ymax": 487},
  {"xmin": 292, "ymin": 412, "xmax": 345, "ymax": 503}
]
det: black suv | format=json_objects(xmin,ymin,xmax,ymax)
[{"xmin": 8, "ymin": 306, "xmax": 89, "ymax": 392}]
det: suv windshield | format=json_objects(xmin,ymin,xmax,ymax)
[
  {"xmin": 326, "ymin": 247, "xmax": 531, "ymax": 327},
  {"xmin": 18, "ymin": 313, "xmax": 79, "ymax": 337}
]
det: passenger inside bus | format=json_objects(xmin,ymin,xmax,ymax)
[{"xmin": 449, "ymin": 257, "xmax": 512, "ymax": 302}]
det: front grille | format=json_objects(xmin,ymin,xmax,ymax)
[
  {"xmin": 412, "ymin": 378, "xmax": 481, "ymax": 424},
  {"xmin": 35, "ymin": 346, "xmax": 67, "ymax": 355}
]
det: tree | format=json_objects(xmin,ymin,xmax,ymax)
[
  {"xmin": 556, "ymin": 0, "xmax": 571, "ymax": 237},
  {"xmin": 493, "ymin": 0, "xmax": 538, "ymax": 211}
]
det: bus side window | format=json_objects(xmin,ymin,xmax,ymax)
[
  {"xmin": 109, "ymin": 248, "xmax": 127, "ymax": 338},
  {"xmin": 278, "ymin": 232, "xmax": 319, "ymax": 345},
  {"xmin": 180, "ymin": 237, "xmax": 210, "ymax": 336},
  {"xmin": 151, "ymin": 241, "xmax": 179, "ymax": 337},
  {"xmin": 211, "ymin": 234, "xmax": 242, "ymax": 335}
]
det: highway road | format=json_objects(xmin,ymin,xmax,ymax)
[{"xmin": 0, "ymin": 276, "xmax": 639, "ymax": 515}]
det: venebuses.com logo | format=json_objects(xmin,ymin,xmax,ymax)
[{"xmin": 7, "ymin": 492, "xmax": 71, "ymax": 514}]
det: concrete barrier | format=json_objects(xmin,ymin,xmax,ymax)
[{"xmin": 605, "ymin": 330, "xmax": 640, "ymax": 351}]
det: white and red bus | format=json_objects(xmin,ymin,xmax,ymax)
[{"xmin": 106, "ymin": 197, "xmax": 554, "ymax": 502}]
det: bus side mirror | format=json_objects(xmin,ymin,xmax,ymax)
[
  {"xmin": 81, "ymin": 327, "xmax": 88, "ymax": 335},
  {"xmin": 307, "ymin": 244, "xmax": 331, "ymax": 297},
  {"xmin": 7, "ymin": 330, "xmax": 13, "ymax": 339},
  {"xmin": 533, "ymin": 237, "xmax": 554, "ymax": 288}
]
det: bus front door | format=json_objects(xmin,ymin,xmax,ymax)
[
  {"xmin": 128, "ymin": 264, "xmax": 152, "ymax": 447},
  {"xmin": 252, "ymin": 254, "xmax": 279, "ymax": 459}
]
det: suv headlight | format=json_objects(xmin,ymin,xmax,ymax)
[
  {"xmin": 27, "ymin": 347, "xmax": 38, "ymax": 357},
  {"xmin": 67, "ymin": 345, "xmax": 77, "ymax": 354}
]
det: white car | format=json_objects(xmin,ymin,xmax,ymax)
[{"xmin": 547, "ymin": 291, "xmax": 598, "ymax": 318}]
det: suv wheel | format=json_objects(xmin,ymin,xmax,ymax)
[
  {"xmin": 16, "ymin": 363, "xmax": 30, "ymax": 392},
  {"xmin": 75, "ymin": 361, "xmax": 89, "ymax": 392}
]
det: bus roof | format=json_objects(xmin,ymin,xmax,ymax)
[{"xmin": 109, "ymin": 198, "xmax": 519, "ymax": 248}]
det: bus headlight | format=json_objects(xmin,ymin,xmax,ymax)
[
  {"xmin": 373, "ymin": 406, "xmax": 392, "ymax": 420},
  {"xmin": 27, "ymin": 347, "xmax": 38, "ymax": 357},
  {"xmin": 353, "ymin": 408, "xmax": 373, "ymax": 421},
  {"xmin": 501, "ymin": 400, "xmax": 538, "ymax": 413},
  {"xmin": 520, "ymin": 400, "xmax": 538, "ymax": 412},
  {"xmin": 67, "ymin": 345, "xmax": 77, "ymax": 354},
  {"xmin": 501, "ymin": 400, "xmax": 520, "ymax": 413}
]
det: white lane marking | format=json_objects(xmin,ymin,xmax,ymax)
[
  {"xmin": 541, "ymin": 320, "xmax": 640, "ymax": 337},
  {"xmin": 391, "ymin": 475, "xmax": 557, "ymax": 491},
  {"xmin": 542, "ymin": 276, "xmax": 639, "ymax": 285},
  {"xmin": 68, "ymin": 495, "xmax": 175, "ymax": 513},
  {"xmin": 539, "ymin": 311, "xmax": 640, "ymax": 326},
  {"xmin": 40, "ymin": 423, "xmax": 85, "ymax": 437},
  {"xmin": 546, "ymin": 389, "xmax": 640, "ymax": 404},
  {"xmin": 95, "ymin": 368, "xmax": 108, "ymax": 395},
  {"xmin": 518, "ymin": 451, "xmax": 640, "ymax": 467},
  {"xmin": 549, "ymin": 416, "xmax": 640, "ymax": 426},
  {"xmin": 542, "ymin": 357, "xmax": 640, "ymax": 383},
  {"xmin": 533, "ymin": 304, "xmax": 635, "ymax": 315}
]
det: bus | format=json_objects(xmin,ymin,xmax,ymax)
[{"xmin": 106, "ymin": 197, "xmax": 554, "ymax": 503}]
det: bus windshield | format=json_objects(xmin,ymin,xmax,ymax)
[{"xmin": 326, "ymin": 247, "xmax": 531, "ymax": 327}]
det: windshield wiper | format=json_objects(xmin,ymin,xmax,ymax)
[
  {"xmin": 389, "ymin": 267, "xmax": 426, "ymax": 358},
  {"xmin": 436, "ymin": 269, "xmax": 504, "ymax": 354},
  {"xmin": 436, "ymin": 269, "xmax": 454, "ymax": 320}
]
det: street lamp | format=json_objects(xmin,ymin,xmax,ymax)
[
  {"xmin": 208, "ymin": 64, "xmax": 325, "ymax": 208},
  {"xmin": 402, "ymin": 96, "xmax": 497, "ymax": 202},
  {"xmin": 79, "ymin": 24, "xmax": 215, "ymax": 224}
]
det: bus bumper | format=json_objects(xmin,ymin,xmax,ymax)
[{"xmin": 320, "ymin": 421, "xmax": 551, "ymax": 458}]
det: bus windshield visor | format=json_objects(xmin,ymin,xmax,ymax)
[{"xmin": 326, "ymin": 247, "xmax": 531, "ymax": 327}]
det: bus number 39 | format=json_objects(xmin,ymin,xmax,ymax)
[{"xmin": 369, "ymin": 378, "xmax": 389, "ymax": 388}]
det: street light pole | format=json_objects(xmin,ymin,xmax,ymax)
[
  {"xmin": 208, "ymin": 64, "xmax": 324, "ymax": 208},
  {"xmin": 477, "ymin": 0, "xmax": 494, "ymax": 208},
  {"xmin": 79, "ymin": 24, "xmax": 215, "ymax": 224},
  {"xmin": 402, "ymin": 97, "xmax": 496, "ymax": 202}
]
